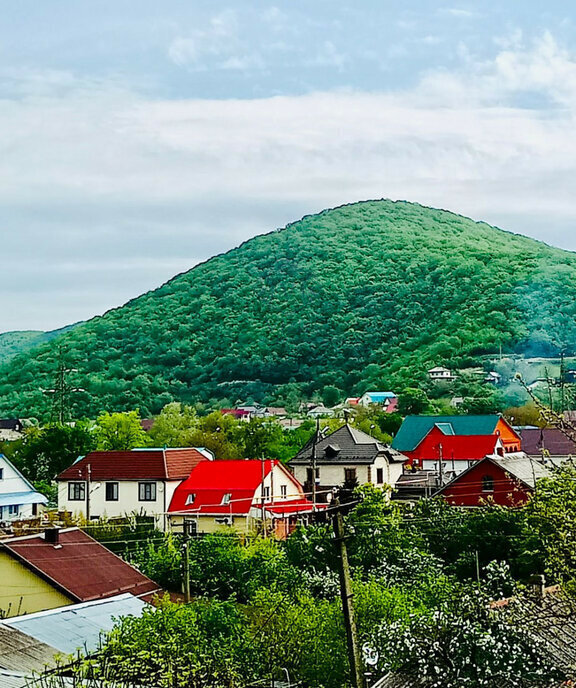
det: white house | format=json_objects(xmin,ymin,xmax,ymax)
[
  {"xmin": 428, "ymin": 366, "xmax": 456, "ymax": 382},
  {"xmin": 0, "ymin": 455, "xmax": 47, "ymax": 523},
  {"xmin": 289, "ymin": 424, "xmax": 407, "ymax": 501},
  {"xmin": 57, "ymin": 448, "xmax": 212, "ymax": 530}
]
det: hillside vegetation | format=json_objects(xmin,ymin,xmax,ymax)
[
  {"xmin": 0, "ymin": 324, "xmax": 80, "ymax": 367},
  {"xmin": 1, "ymin": 200, "xmax": 576, "ymax": 418}
]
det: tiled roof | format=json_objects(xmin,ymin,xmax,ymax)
[
  {"xmin": 1, "ymin": 528, "xmax": 162, "ymax": 603},
  {"xmin": 520, "ymin": 428, "xmax": 576, "ymax": 457},
  {"xmin": 57, "ymin": 448, "xmax": 207, "ymax": 481},
  {"xmin": 291, "ymin": 424, "xmax": 406, "ymax": 465},
  {"xmin": 392, "ymin": 415, "xmax": 502, "ymax": 452},
  {"xmin": 0, "ymin": 625, "xmax": 58, "ymax": 673},
  {"xmin": 4, "ymin": 593, "xmax": 146, "ymax": 656}
]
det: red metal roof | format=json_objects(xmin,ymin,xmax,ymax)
[
  {"xmin": 57, "ymin": 448, "xmax": 207, "ymax": 481},
  {"xmin": 409, "ymin": 432, "xmax": 499, "ymax": 462},
  {"xmin": 168, "ymin": 459, "xmax": 303, "ymax": 515},
  {"xmin": 1, "ymin": 528, "xmax": 161, "ymax": 602}
]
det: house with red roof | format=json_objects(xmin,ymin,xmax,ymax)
[
  {"xmin": 57, "ymin": 448, "xmax": 211, "ymax": 530},
  {"xmin": 168, "ymin": 459, "xmax": 321, "ymax": 538},
  {"xmin": 405, "ymin": 424, "xmax": 504, "ymax": 474},
  {"xmin": 0, "ymin": 527, "xmax": 162, "ymax": 617},
  {"xmin": 436, "ymin": 453, "xmax": 557, "ymax": 507}
]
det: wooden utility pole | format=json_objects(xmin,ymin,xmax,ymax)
[
  {"xmin": 332, "ymin": 496, "xmax": 365, "ymax": 688},
  {"xmin": 311, "ymin": 418, "xmax": 319, "ymax": 507},
  {"xmin": 182, "ymin": 522, "xmax": 192, "ymax": 603}
]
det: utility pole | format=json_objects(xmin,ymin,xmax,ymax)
[
  {"xmin": 182, "ymin": 520, "xmax": 192, "ymax": 603},
  {"xmin": 332, "ymin": 495, "xmax": 365, "ymax": 688},
  {"xmin": 85, "ymin": 463, "xmax": 91, "ymax": 522},
  {"xmin": 560, "ymin": 351, "xmax": 566, "ymax": 415},
  {"xmin": 438, "ymin": 443, "xmax": 444, "ymax": 487},
  {"xmin": 311, "ymin": 418, "xmax": 320, "ymax": 508}
]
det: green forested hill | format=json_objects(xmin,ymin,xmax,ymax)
[
  {"xmin": 2, "ymin": 200, "xmax": 576, "ymax": 418},
  {"xmin": 0, "ymin": 324, "xmax": 80, "ymax": 367}
]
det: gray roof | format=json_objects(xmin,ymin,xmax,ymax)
[
  {"xmin": 0, "ymin": 626, "xmax": 58, "ymax": 673},
  {"xmin": 291, "ymin": 424, "xmax": 406, "ymax": 465},
  {"xmin": 4, "ymin": 594, "xmax": 146, "ymax": 657},
  {"xmin": 487, "ymin": 453, "xmax": 557, "ymax": 489}
]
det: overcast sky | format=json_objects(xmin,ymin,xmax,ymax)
[{"xmin": 3, "ymin": 1, "xmax": 576, "ymax": 331}]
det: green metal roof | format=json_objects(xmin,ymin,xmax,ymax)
[{"xmin": 391, "ymin": 415, "xmax": 502, "ymax": 452}]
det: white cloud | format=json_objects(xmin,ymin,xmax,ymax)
[
  {"xmin": 440, "ymin": 8, "xmax": 480, "ymax": 19},
  {"xmin": 4, "ymin": 33, "xmax": 576, "ymax": 329}
]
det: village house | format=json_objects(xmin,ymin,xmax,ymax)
[
  {"xmin": 290, "ymin": 423, "xmax": 407, "ymax": 501},
  {"xmin": 519, "ymin": 427, "xmax": 576, "ymax": 458},
  {"xmin": 167, "ymin": 459, "xmax": 320, "ymax": 538},
  {"xmin": 0, "ymin": 418, "xmax": 24, "ymax": 442},
  {"xmin": 358, "ymin": 391, "xmax": 398, "ymax": 412},
  {"xmin": 0, "ymin": 454, "xmax": 47, "ymax": 524},
  {"xmin": 402, "ymin": 425, "xmax": 505, "ymax": 475},
  {"xmin": 436, "ymin": 453, "xmax": 557, "ymax": 507},
  {"xmin": 427, "ymin": 366, "xmax": 456, "ymax": 382},
  {"xmin": 0, "ymin": 527, "xmax": 161, "ymax": 617},
  {"xmin": 57, "ymin": 447, "xmax": 210, "ymax": 529},
  {"xmin": 392, "ymin": 415, "xmax": 522, "ymax": 461}
]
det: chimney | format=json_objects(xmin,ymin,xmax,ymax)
[
  {"xmin": 528, "ymin": 574, "xmax": 546, "ymax": 599},
  {"xmin": 44, "ymin": 527, "xmax": 60, "ymax": 545}
]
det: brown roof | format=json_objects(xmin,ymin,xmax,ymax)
[
  {"xmin": 520, "ymin": 428, "xmax": 576, "ymax": 457},
  {"xmin": 1, "ymin": 528, "xmax": 161, "ymax": 603},
  {"xmin": 57, "ymin": 448, "xmax": 207, "ymax": 481}
]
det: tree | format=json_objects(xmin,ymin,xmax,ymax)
[
  {"xmin": 148, "ymin": 402, "xmax": 198, "ymax": 447},
  {"xmin": 11, "ymin": 422, "xmax": 96, "ymax": 482},
  {"xmin": 95, "ymin": 410, "xmax": 150, "ymax": 450},
  {"xmin": 397, "ymin": 388, "xmax": 430, "ymax": 415},
  {"xmin": 322, "ymin": 385, "xmax": 341, "ymax": 408}
]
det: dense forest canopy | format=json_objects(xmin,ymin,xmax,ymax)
[{"xmin": 2, "ymin": 200, "xmax": 576, "ymax": 418}]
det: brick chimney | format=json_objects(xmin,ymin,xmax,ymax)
[{"xmin": 44, "ymin": 527, "xmax": 60, "ymax": 545}]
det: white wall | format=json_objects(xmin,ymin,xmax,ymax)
[
  {"xmin": 57, "ymin": 479, "xmax": 181, "ymax": 530},
  {"xmin": 293, "ymin": 456, "xmax": 393, "ymax": 491},
  {"xmin": 0, "ymin": 456, "xmax": 45, "ymax": 522}
]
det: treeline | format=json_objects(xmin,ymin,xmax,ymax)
[{"xmin": 2, "ymin": 200, "xmax": 576, "ymax": 417}]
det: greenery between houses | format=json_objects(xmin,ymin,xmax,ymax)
[
  {"xmin": 3, "ymin": 201, "xmax": 576, "ymax": 417},
  {"xmin": 61, "ymin": 474, "xmax": 576, "ymax": 688}
]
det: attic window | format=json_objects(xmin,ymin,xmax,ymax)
[
  {"xmin": 185, "ymin": 494, "xmax": 196, "ymax": 506},
  {"xmin": 221, "ymin": 493, "xmax": 232, "ymax": 505},
  {"xmin": 0, "ymin": 468, "xmax": 3, "ymax": 480},
  {"xmin": 482, "ymin": 475, "xmax": 494, "ymax": 492},
  {"xmin": 324, "ymin": 443, "xmax": 341, "ymax": 458}
]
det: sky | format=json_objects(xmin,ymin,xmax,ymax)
[{"xmin": 3, "ymin": 1, "xmax": 576, "ymax": 331}]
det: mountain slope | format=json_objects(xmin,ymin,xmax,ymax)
[
  {"xmin": 0, "ymin": 324, "xmax": 81, "ymax": 367},
  {"xmin": 2, "ymin": 200, "xmax": 576, "ymax": 418}
]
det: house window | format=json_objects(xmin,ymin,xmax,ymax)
[
  {"xmin": 0, "ymin": 468, "xmax": 3, "ymax": 480},
  {"xmin": 68, "ymin": 482, "xmax": 86, "ymax": 501},
  {"xmin": 139, "ymin": 482, "xmax": 157, "ymax": 502},
  {"xmin": 105, "ymin": 482, "xmax": 119, "ymax": 501},
  {"xmin": 344, "ymin": 468, "xmax": 357, "ymax": 484},
  {"xmin": 185, "ymin": 493, "xmax": 196, "ymax": 506},
  {"xmin": 280, "ymin": 485, "xmax": 287, "ymax": 498},
  {"xmin": 263, "ymin": 486, "xmax": 270, "ymax": 500},
  {"xmin": 376, "ymin": 468, "xmax": 384, "ymax": 484},
  {"xmin": 306, "ymin": 468, "xmax": 320, "ymax": 483},
  {"xmin": 8, "ymin": 505, "xmax": 19, "ymax": 515},
  {"xmin": 482, "ymin": 475, "xmax": 494, "ymax": 492},
  {"xmin": 221, "ymin": 493, "xmax": 232, "ymax": 505}
]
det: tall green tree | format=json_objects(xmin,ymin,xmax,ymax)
[{"xmin": 95, "ymin": 410, "xmax": 150, "ymax": 450}]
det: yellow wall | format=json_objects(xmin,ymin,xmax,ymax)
[
  {"xmin": 169, "ymin": 515, "xmax": 251, "ymax": 535},
  {"xmin": 0, "ymin": 551, "xmax": 73, "ymax": 617}
]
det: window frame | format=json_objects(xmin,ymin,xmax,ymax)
[
  {"xmin": 376, "ymin": 467, "xmax": 384, "ymax": 484},
  {"xmin": 482, "ymin": 475, "xmax": 495, "ymax": 492},
  {"xmin": 280, "ymin": 485, "xmax": 287, "ymax": 498},
  {"xmin": 138, "ymin": 482, "xmax": 157, "ymax": 502},
  {"xmin": 68, "ymin": 481, "xmax": 86, "ymax": 501},
  {"xmin": 105, "ymin": 482, "xmax": 119, "ymax": 502}
]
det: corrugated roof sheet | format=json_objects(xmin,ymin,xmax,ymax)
[
  {"xmin": 1, "ymin": 528, "xmax": 162, "ymax": 603},
  {"xmin": 392, "ymin": 415, "xmax": 502, "ymax": 452},
  {"xmin": 0, "ymin": 492, "xmax": 47, "ymax": 508},
  {"xmin": 520, "ymin": 428, "xmax": 576, "ymax": 457},
  {"xmin": 4, "ymin": 593, "xmax": 146, "ymax": 656},
  {"xmin": 57, "ymin": 448, "xmax": 207, "ymax": 481},
  {"xmin": 0, "ymin": 626, "xmax": 58, "ymax": 673}
]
